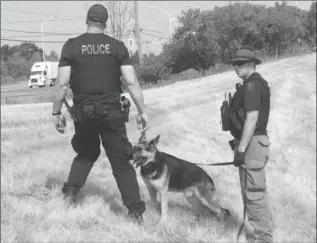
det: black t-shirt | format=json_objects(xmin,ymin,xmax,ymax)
[
  {"xmin": 232, "ymin": 72, "xmax": 271, "ymax": 135},
  {"xmin": 59, "ymin": 33, "xmax": 132, "ymax": 104}
]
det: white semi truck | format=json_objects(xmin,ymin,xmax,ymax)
[{"xmin": 28, "ymin": 61, "xmax": 59, "ymax": 88}]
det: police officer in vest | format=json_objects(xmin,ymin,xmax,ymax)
[
  {"xmin": 221, "ymin": 49, "xmax": 273, "ymax": 242},
  {"xmin": 52, "ymin": 4, "xmax": 148, "ymax": 224}
]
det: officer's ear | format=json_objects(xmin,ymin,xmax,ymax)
[
  {"xmin": 236, "ymin": 83, "xmax": 242, "ymax": 90},
  {"xmin": 252, "ymin": 61, "xmax": 256, "ymax": 69}
]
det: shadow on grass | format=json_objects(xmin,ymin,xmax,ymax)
[
  {"xmin": 148, "ymin": 196, "xmax": 241, "ymax": 231},
  {"xmin": 44, "ymin": 172, "xmax": 241, "ymax": 231},
  {"xmin": 44, "ymin": 173, "xmax": 125, "ymax": 215}
]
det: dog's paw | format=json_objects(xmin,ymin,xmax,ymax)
[
  {"xmin": 223, "ymin": 208, "xmax": 230, "ymax": 217},
  {"xmin": 218, "ymin": 208, "xmax": 230, "ymax": 221}
]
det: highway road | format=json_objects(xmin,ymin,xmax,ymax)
[{"xmin": 1, "ymin": 84, "xmax": 54, "ymax": 98}]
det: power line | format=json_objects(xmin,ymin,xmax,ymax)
[
  {"xmin": 2, "ymin": 17, "xmax": 83, "ymax": 24},
  {"xmin": 1, "ymin": 7, "xmax": 83, "ymax": 18},
  {"xmin": 1, "ymin": 28, "xmax": 170, "ymax": 40},
  {"xmin": 141, "ymin": 28, "xmax": 171, "ymax": 35},
  {"xmin": 3, "ymin": 34, "xmax": 78, "ymax": 38},
  {"xmin": 1, "ymin": 38, "xmax": 65, "ymax": 43},
  {"xmin": 141, "ymin": 31, "xmax": 169, "ymax": 40},
  {"xmin": 1, "ymin": 28, "xmax": 81, "ymax": 35}
]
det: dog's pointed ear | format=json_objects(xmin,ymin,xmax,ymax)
[{"xmin": 149, "ymin": 135, "xmax": 160, "ymax": 146}]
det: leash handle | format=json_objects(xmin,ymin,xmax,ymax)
[
  {"xmin": 141, "ymin": 125, "xmax": 149, "ymax": 134},
  {"xmin": 138, "ymin": 130, "xmax": 147, "ymax": 143}
]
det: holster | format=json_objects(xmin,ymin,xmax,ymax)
[
  {"xmin": 120, "ymin": 96, "xmax": 131, "ymax": 122},
  {"xmin": 221, "ymin": 101, "xmax": 230, "ymax": 131},
  {"xmin": 229, "ymin": 139, "xmax": 236, "ymax": 151},
  {"xmin": 220, "ymin": 92, "xmax": 232, "ymax": 131}
]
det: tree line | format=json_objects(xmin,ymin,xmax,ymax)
[
  {"xmin": 1, "ymin": 42, "xmax": 59, "ymax": 85},
  {"xmin": 137, "ymin": 1, "xmax": 316, "ymax": 83},
  {"xmin": 1, "ymin": 1, "xmax": 316, "ymax": 86}
]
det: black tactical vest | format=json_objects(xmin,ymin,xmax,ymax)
[
  {"xmin": 227, "ymin": 73, "xmax": 271, "ymax": 139},
  {"xmin": 67, "ymin": 33, "xmax": 125, "ymax": 104}
]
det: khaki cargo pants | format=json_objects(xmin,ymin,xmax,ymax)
[{"xmin": 236, "ymin": 135, "xmax": 274, "ymax": 243}]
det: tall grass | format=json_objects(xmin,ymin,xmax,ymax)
[{"xmin": 1, "ymin": 53, "xmax": 316, "ymax": 243}]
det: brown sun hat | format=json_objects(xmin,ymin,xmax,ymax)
[{"xmin": 228, "ymin": 49, "xmax": 262, "ymax": 65}]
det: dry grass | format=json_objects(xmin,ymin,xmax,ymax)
[{"xmin": 1, "ymin": 53, "xmax": 316, "ymax": 243}]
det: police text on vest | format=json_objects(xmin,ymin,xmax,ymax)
[{"xmin": 81, "ymin": 44, "xmax": 110, "ymax": 55}]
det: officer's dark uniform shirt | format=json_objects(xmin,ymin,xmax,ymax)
[
  {"xmin": 58, "ymin": 33, "xmax": 132, "ymax": 105},
  {"xmin": 231, "ymin": 72, "xmax": 270, "ymax": 138}
]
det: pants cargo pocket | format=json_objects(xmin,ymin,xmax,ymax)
[
  {"xmin": 256, "ymin": 135, "xmax": 270, "ymax": 161},
  {"xmin": 244, "ymin": 135, "xmax": 270, "ymax": 170},
  {"xmin": 245, "ymin": 168, "xmax": 267, "ymax": 201},
  {"xmin": 257, "ymin": 136, "xmax": 270, "ymax": 147}
]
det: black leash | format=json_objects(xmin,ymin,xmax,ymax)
[
  {"xmin": 236, "ymin": 171, "xmax": 248, "ymax": 242},
  {"xmin": 195, "ymin": 161, "xmax": 234, "ymax": 166},
  {"xmin": 196, "ymin": 160, "xmax": 247, "ymax": 242}
]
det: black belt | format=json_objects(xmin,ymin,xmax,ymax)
[
  {"xmin": 233, "ymin": 130, "xmax": 267, "ymax": 140},
  {"xmin": 74, "ymin": 102, "xmax": 121, "ymax": 109}
]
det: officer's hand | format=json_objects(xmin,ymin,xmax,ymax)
[
  {"xmin": 136, "ymin": 113, "xmax": 149, "ymax": 133},
  {"xmin": 53, "ymin": 114, "xmax": 67, "ymax": 134},
  {"xmin": 233, "ymin": 151, "xmax": 245, "ymax": 167}
]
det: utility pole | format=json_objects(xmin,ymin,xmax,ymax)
[{"xmin": 134, "ymin": 1, "xmax": 143, "ymax": 65}]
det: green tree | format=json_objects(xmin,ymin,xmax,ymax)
[
  {"xmin": 171, "ymin": 8, "xmax": 221, "ymax": 74},
  {"xmin": 30, "ymin": 52, "xmax": 42, "ymax": 62},
  {"xmin": 138, "ymin": 52, "xmax": 172, "ymax": 83},
  {"xmin": 303, "ymin": 1, "xmax": 316, "ymax": 46},
  {"xmin": 47, "ymin": 50, "xmax": 59, "ymax": 61}
]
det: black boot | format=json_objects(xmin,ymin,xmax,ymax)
[{"xmin": 62, "ymin": 186, "xmax": 78, "ymax": 206}]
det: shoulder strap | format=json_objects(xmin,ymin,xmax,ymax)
[{"xmin": 247, "ymin": 76, "xmax": 270, "ymax": 104}]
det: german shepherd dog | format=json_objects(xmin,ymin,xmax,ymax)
[{"xmin": 131, "ymin": 134, "xmax": 230, "ymax": 222}]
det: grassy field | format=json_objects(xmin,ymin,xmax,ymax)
[{"xmin": 1, "ymin": 53, "xmax": 316, "ymax": 242}]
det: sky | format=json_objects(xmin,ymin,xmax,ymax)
[{"xmin": 1, "ymin": 1, "xmax": 313, "ymax": 57}]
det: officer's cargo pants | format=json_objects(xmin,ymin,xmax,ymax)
[
  {"xmin": 62, "ymin": 107, "xmax": 145, "ymax": 216},
  {"xmin": 237, "ymin": 135, "xmax": 274, "ymax": 243}
]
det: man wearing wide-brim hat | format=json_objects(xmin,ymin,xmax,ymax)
[
  {"xmin": 228, "ymin": 48, "xmax": 262, "ymax": 66},
  {"xmin": 221, "ymin": 49, "xmax": 274, "ymax": 242}
]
